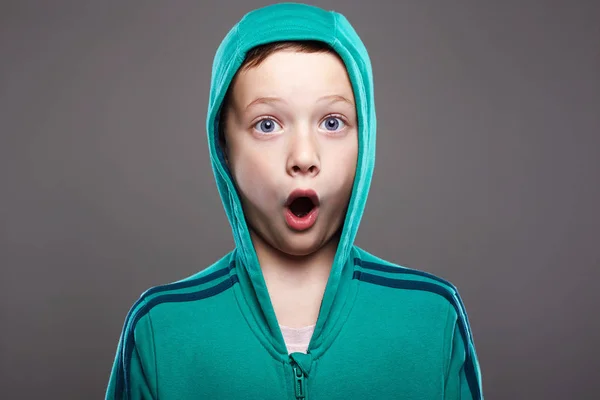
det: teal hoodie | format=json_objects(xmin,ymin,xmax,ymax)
[{"xmin": 106, "ymin": 3, "xmax": 483, "ymax": 399}]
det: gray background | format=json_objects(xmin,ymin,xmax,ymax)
[{"xmin": 1, "ymin": 0, "xmax": 599, "ymax": 399}]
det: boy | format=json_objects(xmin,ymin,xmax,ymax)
[{"xmin": 106, "ymin": 3, "xmax": 483, "ymax": 399}]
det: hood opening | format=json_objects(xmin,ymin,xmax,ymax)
[{"xmin": 206, "ymin": 2, "xmax": 376, "ymax": 356}]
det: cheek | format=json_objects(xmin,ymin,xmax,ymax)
[
  {"xmin": 339, "ymin": 152, "xmax": 358, "ymax": 193},
  {"xmin": 325, "ymin": 139, "xmax": 358, "ymax": 201},
  {"xmin": 336, "ymin": 136, "xmax": 359, "ymax": 180},
  {"xmin": 230, "ymin": 149, "xmax": 280, "ymax": 207}
]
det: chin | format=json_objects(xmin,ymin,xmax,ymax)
[
  {"xmin": 276, "ymin": 238, "xmax": 323, "ymax": 257},
  {"xmin": 270, "ymin": 230, "xmax": 335, "ymax": 257}
]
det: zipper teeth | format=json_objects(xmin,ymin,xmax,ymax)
[{"xmin": 292, "ymin": 363, "xmax": 305, "ymax": 399}]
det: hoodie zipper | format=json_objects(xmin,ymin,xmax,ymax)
[{"xmin": 291, "ymin": 361, "xmax": 307, "ymax": 399}]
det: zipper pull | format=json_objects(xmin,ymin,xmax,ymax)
[{"xmin": 292, "ymin": 363, "xmax": 306, "ymax": 399}]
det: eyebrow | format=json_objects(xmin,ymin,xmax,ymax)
[{"xmin": 244, "ymin": 94, "xmax": 354, "ymax": 111}]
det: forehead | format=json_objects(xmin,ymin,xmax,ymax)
[{"xmin": 230, "ymin": 50, "xmax": 355, "ymax": 108}]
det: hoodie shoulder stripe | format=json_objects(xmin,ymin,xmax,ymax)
[
  {"xmin": 352, "ymin": 264, "xmax": 482, "ymax": 400},
  {"xmin": 355, "ymin": 258, "xmax": 456, "ymax": 289},
  {"xmin": 141, "ymin": 261, "xmax": 235, "ymax": 299},
  {"xmin": 354, "ymin": 258, "xmax": 474, "ymax": 343},
  {"xmin": 120, "ymin": 274, "xmax": 239, "ymax": 399},
  {"xmin": 113, "ymin": 262, "xmax": 235, "ymax": 399}
]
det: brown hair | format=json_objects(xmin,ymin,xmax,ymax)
[{"xmin": 218, "ymin": 40, "xmax": 341, "ymax": 152}]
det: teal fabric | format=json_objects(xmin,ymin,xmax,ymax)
[
  {"xmin": 106, "ymin": 3, "xmax": 483, "ymax": 399},
  {"xmin": 206, "ymin": 2, "xmax": 377, "ymax": 349}
]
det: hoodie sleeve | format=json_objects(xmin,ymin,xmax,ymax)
[
  {"xmin": 105, "ymin": 302, "xmax": 158, "ymax": 400},
  {"xmin": 443, "ymin": 302, "xmax": 483, "ymax": 400}
]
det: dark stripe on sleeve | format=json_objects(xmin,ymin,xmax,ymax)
[
  {"xmin": 355, "ymin": 258, "xmax": 456, "ymax": 289},
  {"xmin": 352, "ymin": 271, "xmax": 481, "ymax": 400},
  {"xmin": 354, "ymin": 258, "xmax": 474, "ymax": 343},
  {"xmin": 121, "ymin": 274, "xmax": 239, "ymax": 399},
  {"xmin": 114, "ymin": 262, "xmax": 235, "ymax": 399}
]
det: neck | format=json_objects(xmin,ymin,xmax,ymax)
[
  {"xmin": 249, "ymin": 230, "xmax": 341, "ymax": 328},
  {"xmin": 250, "ymin": 230, "xmax": 340, "ymax": 288}
]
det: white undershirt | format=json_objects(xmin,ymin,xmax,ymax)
[{"xmin": 279, "ymin": 324, "xmax": 315, "ymax": 354}]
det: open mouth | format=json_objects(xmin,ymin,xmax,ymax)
[
  {"xmin": 284, "ymin": 189, "xmax": 320, "ymax": 231},
  {"xmin": 285, "ymin": 189, "xmax": 319, "ymax": 216},
  {"xmin": 289, "ymin": 196, "xmax": 315, "ymax": 217}
]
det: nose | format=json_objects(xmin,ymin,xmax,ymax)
[{"xmin": 286, "ymin": 128, "xmax": 320, "ymax": 178}]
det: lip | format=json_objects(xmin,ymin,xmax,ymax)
[
  {"xmin": 285, "ymin": 189, "xmax": 320, "ymax": 208},
  {"xmin": 284, "ymin": 188, "xmax": 320, "ymax": 232}
]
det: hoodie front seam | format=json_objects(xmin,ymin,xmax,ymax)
[
  {"xmin": 231, "ymin": 272, "xmax": 287, "ymax": 363},
  {"xmin": 310, "ymin": 272, "xmax": 360, "ymax": 362}
]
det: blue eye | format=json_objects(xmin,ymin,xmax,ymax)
[
  {"xmin": 320, "ymin": 116, "xmax": 345, "ymax": 131},
  {"xmin": 254, "ymin": 118, "xmax": 281, "ymax": 134}
]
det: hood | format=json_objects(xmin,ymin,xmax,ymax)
[{"xmin": 206, "ymin": 2, "xmax": 376, "ymax": 355}]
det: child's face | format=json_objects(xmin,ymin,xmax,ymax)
[{"xmin": 223, "ymin": 50, "xmax": 358, "ymax": 256}]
